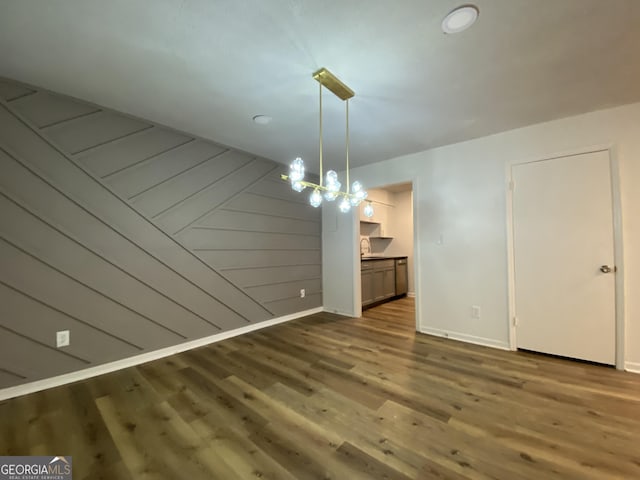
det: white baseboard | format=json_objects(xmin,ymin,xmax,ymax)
[
  {"xmin": 323, "ymin": 308, "xmax": 355, "ymax": 317},
  {"xmin": 0, "ymin": 306, "xmax": 323, "ymax": 402},
  {"xmin": 407, "ymin": 292, "xmax": 416, "ymax": 298},
  {"xmin": 625, "ymin": 361, "xmax": 640, "ymax": 374},
  {"xmin": 418, "ymin": 326, "xmax": 510, "ymax": 351}
]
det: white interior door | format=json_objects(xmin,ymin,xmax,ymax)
[{"xmin": 512, "ymin": 150, "xmax": 616, "ymax": 364}]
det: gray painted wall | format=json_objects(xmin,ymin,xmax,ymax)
[{"xmin": 0, "ymin": 78, "xmax": 322, "ymax": 389}]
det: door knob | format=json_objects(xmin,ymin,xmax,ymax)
[{"xmin": 600, "ymin": 265, "xmax": 615, "ymax": 273}]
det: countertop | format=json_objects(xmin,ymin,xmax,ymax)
[{"xmin": 360, "ymin": 255, "xmax": 408, "ymax": 261}]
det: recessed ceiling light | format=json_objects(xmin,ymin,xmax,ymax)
[
  {"xmin": 252, "ymin": 114, "xmax": 272, "ymax": 125},
  {"xmin": 442, "ymin": 5, "xmax": 479, "ymax": 34}
]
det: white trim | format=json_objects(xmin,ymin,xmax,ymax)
[
  {"xmin": 625, "ymin": 362, "xmax": 640, "ymax": 374},
  {"xmin": 351, "ymin": 208, "xmax": 363, "ymax": 319},
  {"xmin": 609, "ymin": 146, "xmax": 626, "ymax": 370},
  {"xmin": 324, "ymin": 308, "xmax": 356, "ymax": 317},
  {"xmin": 0, "ymin": 307, "xmax": 323, "ymax": 402},
  {"xmin": 505, "ymin": 146, "xmax": 625, "ymax": 368},
  {"xmin": 407, "ymin": 291, "xmax": 416, "ymax": 298},
  {"xmin": 411, "ymin": 178, "xmax": 421, "ymax": 332},
  {"xmin": 507, "ymin": 142, "xmax": 616, "ymax": 168},
  {"xmin": 418, "ymin": 326, "xmax": 510, "ymax": 350},
  {"xmin": 505, "ymin": 163, "xmax": 517, "ymax": 351}
]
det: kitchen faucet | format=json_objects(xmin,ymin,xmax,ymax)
[{"xmin": 360, "ymin": 237, "xmax": 371, "ymax": 257}]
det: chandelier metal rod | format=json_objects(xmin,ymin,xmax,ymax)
[
  {"xmin": 319, "ymin": 82, "xmax": 323, "ymax": 187},
  {"xmin": 345, "ymin": 98, "xmax": 350, "ymax": 194}
]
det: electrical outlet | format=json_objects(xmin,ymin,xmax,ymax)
[
  {"xmin": 56, "ymin": 330, "xmax": 70, "ymax": 348},
  {"xmin": 471, "ymin": 306, "xmax": 481, "ymax": 319},
  {"xmin": 300, "ymin": 289, "xmax": 306, "ymax": 298}
]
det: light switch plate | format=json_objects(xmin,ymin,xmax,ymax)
[{"xmin": 56, "ymin": 330, "xmax": 70, "ymax": 348}]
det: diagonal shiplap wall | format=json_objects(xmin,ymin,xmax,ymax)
[{"xmin": 0, "ymin": 78, "xmax": 321, "ymax": 389}]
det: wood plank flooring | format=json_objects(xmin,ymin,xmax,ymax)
[{"xmin": 1, "ymin": 297, "xmax": 640, "ymax": 479}]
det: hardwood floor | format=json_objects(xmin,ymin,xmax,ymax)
[{"xmin": 2, "ymin": 297, "xmax": 640, "ymax": 479}]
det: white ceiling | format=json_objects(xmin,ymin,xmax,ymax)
[{"xmin": 1, "ymin": 0, "xmax": 640, "ymax": 173}]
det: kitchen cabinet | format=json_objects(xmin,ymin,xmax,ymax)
[
  {"xmin": 361, "ymin": 262, "xmax": 375, "ymax": 306},
  {"xmin": 382, "ymin": 262, "xmax": 396, "ymax": 299},
  {"xmin": 372, "ymin": 269, "xmax": 385, "ymax": 301},
  {"xmin": 360, "ymin": 220, "xmax": 392, "ymax": 240},
  {"xmin": 361, "ymin": 258, "xmax": 397, "ymax": 308}
]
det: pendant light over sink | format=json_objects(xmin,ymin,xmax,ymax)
[{"xmin": 281, "ymin": 68, "xmax": 374, "ymax": 217}]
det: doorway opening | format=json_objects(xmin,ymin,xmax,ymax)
[{"xmin": 357, "ymin": 181, "xmax": 416, "ymax": 325}]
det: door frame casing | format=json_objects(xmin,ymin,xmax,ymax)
[{"xmin": 505, "ymin": 145, "xmax": 626, "ymax": 369}]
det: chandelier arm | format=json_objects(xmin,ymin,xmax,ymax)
[{"xmin": 281, "ymin": 174, "xmax": 388, "ymax": 206}]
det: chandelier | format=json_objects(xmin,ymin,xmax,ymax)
[{"xmin": 281, "ymin": 68, "xmax": 374, "ymax": 217}]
